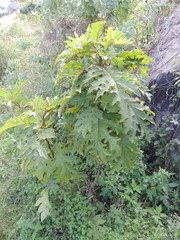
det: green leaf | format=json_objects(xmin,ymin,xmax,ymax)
[
  {"xmin": 111, "ymin": 134, "xmax": 139, "ymax": 171},
  {"xmin": 35, "ymin": 190, "xmax": 51, "ymax": 221},
  {"xmin": 30, "ymin": 96, "xmax": 47, "ymax": 115},
  {"xmin": 37, "ymin": 142, "xmax": 49, "ymax": 159},
  {"xmin": 85, "ymin": 66, "xmax": 153, "ymax": 135},
  {"xmin": 57, "ymin": 60, "xmax": 84, "ymax": 82},
  {"xmin": 74, "ymin": 106, "xmax": 122, "ymax": 163},
  {"xmin": 88, "ymin": 215, "xmax": 106, "ymax": 240},
  {"xmin": 169, "ymin": 183, "xmax": 179, "ymax": 188},
  {"xmin": 75, "ymin": 107, "xmax": 103, "ymax": 138},
  {"xmin": 37, "ymin": 128, "xmax": 56, "ymax": 139},
  {"xmin": 0, "ymin": 112, "xmax": 35, "ymax": 134},
  {"xmin": 46, "ymin": 147, "xmax": 80, "ymax": 183},
  {"xmin": 87, "ymin": 21, "xmax": 105, "ymax": 41}
]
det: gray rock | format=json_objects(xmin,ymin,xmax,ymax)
[
  {"xmin": 149, "ymin": 5, "xmax": 180, "ymax": 80},
  {"xmin": 149, "ymin": 73, "xmax": 180, "ymax": 130},
  {"xmin": 0, "ymin": 0, "xmax": 19, "ymax": 16}
]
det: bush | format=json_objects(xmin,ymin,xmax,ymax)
[
  {"xmin": 20, "ymin": 1, "xmax": 41, "ymax": 15},
  {"xmin": 141, "ymin": 114, "xmax": 180, "ymax": 179}
]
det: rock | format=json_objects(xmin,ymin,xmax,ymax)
[
  {"xmin": 148, "ymin": 5, "xmax": 180, "ymax": 134},
  {"xmin": 149, "ymin": 5, "xmax": 180, "ymax": 80},
  {"xmin": 8, "ymin": 1, "xmax": 19, "ymax": 13},
  {"xmin": 0, "ymin": 0, "xmax": 19, "ymax": 17},
  {"xmin": 149, "ymin": 72, "xmax": 180, "ymax": 132},
  {"xmin": 148, "ymin": 6, "xmax": 180, "ymax": 178}
]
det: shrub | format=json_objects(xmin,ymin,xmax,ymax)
[{"xmin": 141, "ymin": 114, "xmax": 180, "ymax": 179}]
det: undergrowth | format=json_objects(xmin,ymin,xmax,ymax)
[{"xmin": 1, "ymin": 157, "xmax": 179, "ymax": 240}]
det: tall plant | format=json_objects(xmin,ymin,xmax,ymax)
[{"xmin": 0, "ymin": 21, "xmax": 153, "ymax": 220}]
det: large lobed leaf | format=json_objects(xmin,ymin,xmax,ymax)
[
  {"xmin": 35, "ymin": 190, "xmax": 51, "ymax": 222},
  {"xmin": 0, "ymin": 112, "xmax": 35, "ymax": 134}
]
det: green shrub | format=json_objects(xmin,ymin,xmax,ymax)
[
  {"xmin": 97, "ymin": 162, "xmax": 179, "ymax": 212},
  {"xmin": 20, "ymin": 1, "xmax": 41, "ymax": 15},
  {"xmin": 141, "ymin": 114, "xmax": 180, "ymax": 179},
  {"xmin": 0, "ymin": 21, "xmax": 153, "ymax": 200}
]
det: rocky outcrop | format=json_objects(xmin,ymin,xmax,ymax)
[
  {"xmin": 0, "ymin": 1, "xmax": 19, "ymax": 17},
  {"xmin": 147, "ymin": 6, "xmax": 180, "ymax": 178},
  {"xmin": 148, "ymin": 5, "xmax": 180, "ymax": 131},
  {"xmin": 149, "ymin": 5, "xmax": 180, "ymax": 80},
  {"xmin": 149, "ymin": 72, "xmax": 179, "ymax": 134}
]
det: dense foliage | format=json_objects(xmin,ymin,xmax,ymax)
[
  {"xmin": 0, "ymin": 20, "xmax": 153, "ymax": 217},
  {"xmin": 0, "ymin": 1, "xmax": 179, "ymax": 239}
]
